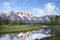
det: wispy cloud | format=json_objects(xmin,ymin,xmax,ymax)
[
  {"xmin": 32, "ymin": 8, "xmax": 43, "ymax": 14},
  {"xmin": 32, "ymin": 3, "xmax": 59, "ymax": 16},
  {"xmin": 1, "ymin": 2, "xmax": 11, "ymax": 8}
]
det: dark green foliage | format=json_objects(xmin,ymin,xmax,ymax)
[
  {"xmin": 54, "ymin": 16, "xmax": 60, "ymax": 25},
  {"xmin": 0, "ymin": 16, "xmax": 24, "ymax": 25},
  {"xmin": 43, "ymin": 15, "xmax": 60, "ymax": 26},
  {"xmin": 35, "ymin": 38, "xmax": 39, "ymax": 40}
]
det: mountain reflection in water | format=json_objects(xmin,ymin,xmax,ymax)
[{"xmin": 0, "ymin": 27, "xmax": 51, "ymax": 40}]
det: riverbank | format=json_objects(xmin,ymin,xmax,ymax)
[
  {"xmin": 0, "ymin": 25, "xmax": 42, "ymax": 34},
  {"xmin": 35, "ymin": 25, "xmax": 60, "ymax": 40},
  {"xmin": 40, "ymin": 36, "xmax": 60, "ymax": 40}
]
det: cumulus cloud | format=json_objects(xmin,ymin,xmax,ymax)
[
  {"xmin": 32, "ymin": 3, "xmax": 59, "ymax": 16},
  {"xmin": 1, "ymin": 2, "xmax": 11, "ymax": 8},
  {"xmin": 45, "ymin": 3, "xmax": 56, "ymax": 12}
]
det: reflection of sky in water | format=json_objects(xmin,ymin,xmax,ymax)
[
  {"xmin": 26, "ymin": 33, "xmax": 50, "ymax": 40},
  {"xmin": 4, "ymin": 37, "xmax": 11, "ymax": 40},
  {"xmin": 16, "ymin": 37, "xmax": 22, "ymax": 40},
  {"xmin": 0, "ymin": 33, "xmax": 51, "ymax": 40},
  {"xmin": 0, "ymin": 38, "xmax": 1, "ymax": 40}
]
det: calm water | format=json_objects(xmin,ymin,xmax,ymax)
[{"xmin": 0, "ymin": 27, "xmax": 51, "ymax": 40}]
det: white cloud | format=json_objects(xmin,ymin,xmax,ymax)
[
  {"xmin": 56, "ymin": 8, "xmax": 59, "ymax": 11},
  {"xmin": 32, "ymin": 3, "xmax": 59, "ymax": 16},
  {"xmin": 1, "ymin": 2, "xmax": 11, "ymax": 8},
  {"xmin": 45, "ymin": 3, "xmax": 59, "ymax": 15},
  {"xmin": 45, "ymin": 3, "xmax": 56, "ymax": 12}
]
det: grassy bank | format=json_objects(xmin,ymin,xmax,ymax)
[
  {"xmin": 39, "ymin": 36, "xmax": 60, "ymax": 40},
  {"xmin": 0, "ymin": 25, "xmax": 42, "ymax": 34}
]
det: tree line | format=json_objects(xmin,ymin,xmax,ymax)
[
  {"xmin": 43, "ymin": 15, "xmax": 60, "ymax": 25},
  {"xmin": 0, "ymin": 15, "xmax": 60, "ymax": 25},
  {"xmin": 0, "ymin": 17, "xmax": 25, "ymax": 25}
]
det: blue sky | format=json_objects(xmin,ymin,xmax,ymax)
[{"xmin": 0, "ymin": 0, "xmax": 60, "ymax": 16}]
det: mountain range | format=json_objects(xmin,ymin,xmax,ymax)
[{"xmin": 0, "ymin": 10, "xmax": 55, "ymax": 23}]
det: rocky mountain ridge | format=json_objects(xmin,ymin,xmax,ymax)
[{"xmin": 0, "ymin": 10, "xmax": 54, "ymax": 23}]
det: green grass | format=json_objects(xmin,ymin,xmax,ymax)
[
  {"xmin": 0, "ymin": 25, "xmax": 42, "ymax": 34},
  {"xmin": 40, "ymin": 36, "xmax": 60, "ymax": 40}
]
